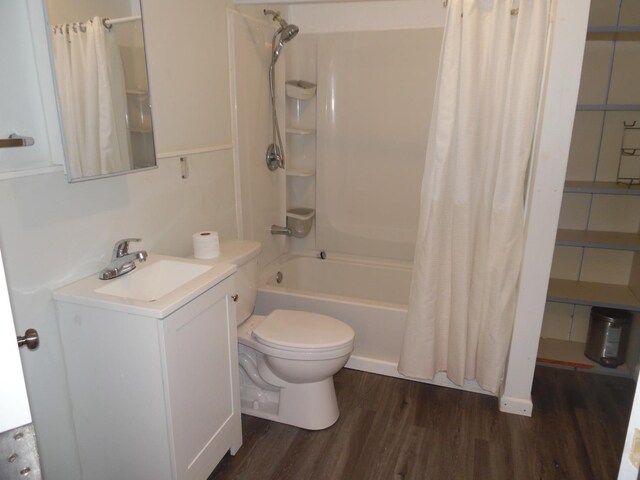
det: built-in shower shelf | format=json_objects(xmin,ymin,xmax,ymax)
[
  {"xmin": 563, "ymin": 181, "xmax": 640, "ymax": 195},
  {"xmin": 285, "ymin": 80, "xmax": 316, "ymax": 100},
  {"xmin": 547, "ymin": 278, "xmax": 640, "ymax": 311},
  {"xmin": 286, "ymin": 168, "xmax": 315, "ymax": 177},
  {"xmin": 286, "ymin": 127, "xmax": 316, "ymax": 135},
  {"xmin": 555, "ymin": 229, "xmax": 640, "ymax": 250}
]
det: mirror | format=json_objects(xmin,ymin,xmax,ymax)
[{"xmin": 45, "ymin": 0, "xmax": 156, "ymax": 182}]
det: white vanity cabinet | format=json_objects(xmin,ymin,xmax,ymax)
[{"xmin": 55, "ymin": 268, "xmax": 241, "ymax": 480}]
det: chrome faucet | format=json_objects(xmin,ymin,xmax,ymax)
[{"xmin": 99, "ymin": 238, "xmax": 148, "ymax": 280}]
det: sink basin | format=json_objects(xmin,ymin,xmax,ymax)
[
  {"xmin": 54, "ymin": 255, "xmax": 236, "ymax": 318},
  {"xmin": 95, "ymin": 259, "xmax": 212, "ymax": 302}
]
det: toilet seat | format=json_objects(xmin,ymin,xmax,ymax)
[{"xmin": 252, "ymin": 310, "xmax": 354, "ymax": 353}]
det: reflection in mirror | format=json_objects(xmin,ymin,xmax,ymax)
[{"xmin": 45, "ymin": 0, "xmax": 156, "ymax": 182}]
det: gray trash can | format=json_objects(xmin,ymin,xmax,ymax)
[{"xmin": 584, "ymin": 306, "xmax": 632, "ymax": 368}]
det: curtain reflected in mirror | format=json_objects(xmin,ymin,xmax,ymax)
[{"xmin": 46, "ymin": 0, "xmax": 156, "ymax": 182}]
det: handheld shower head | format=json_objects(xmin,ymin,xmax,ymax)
[
  {"xmin": 272, "ymin": 24, "xmax": 299, "ymax": 62},
  {"xmin": 264, "ymin": 10, "xmax": 299, "ymax": 62},
  {"xmin": 279, "ymin": 23, "xmax": 299, "ymax": 43}
]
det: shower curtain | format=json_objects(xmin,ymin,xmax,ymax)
[
  {"xmin": 398, "ymin": 0, "xmax": 550, "ymax": 393},
  {"xmin": 51, "ymin": 17, "xmax": 131, "ymax": 178}
]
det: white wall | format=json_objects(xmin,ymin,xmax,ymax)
[{"xmin": 0, "ymin": 0, "xmax": 237, "ymax": 478}]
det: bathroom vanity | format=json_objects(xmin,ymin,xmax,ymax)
[{"xmin": 54, "ymin": 256, "xmax": 241, "ymax": 480}]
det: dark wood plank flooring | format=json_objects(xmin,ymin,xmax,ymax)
[{"xmin": 210, "ymin": 366, "xmax": 635, "ymax": 480}]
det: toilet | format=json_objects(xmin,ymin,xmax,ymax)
[{"xmin": 213, "ymin": 240, "xmax": 355, "ymax": 430}]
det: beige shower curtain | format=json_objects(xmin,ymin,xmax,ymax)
[
  {"xmin": 398, "ymin": 0, "xmax": 550, "ymax": 393},
  {"xmin": 51, "ymin": 17, "xmax": 131, "ymax": 178}
]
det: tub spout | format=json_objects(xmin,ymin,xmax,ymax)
[{"xmin": 271, "ymin": 224, "xmax": 292, "ymax": 236}]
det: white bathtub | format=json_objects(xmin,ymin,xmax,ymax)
[{"xmin": 255, "ymin": 254, "xmax": 491, "ymax": 395}]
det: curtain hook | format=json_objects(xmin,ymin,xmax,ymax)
[{"xmin": 102, "ymin": 18, "xmax": 113, "ymax": 31}]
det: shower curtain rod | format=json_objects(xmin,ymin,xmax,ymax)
[
  {"xmin": 51, "ymin": 15, "xmax": 141, "ymax": 33},
  {"xmin": 103, "ymin": 15, "xmax": 142, "ymax": 28}
]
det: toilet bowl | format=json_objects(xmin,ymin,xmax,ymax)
[
  {"xmin": 237, "ymin": 310, "xmax": 354, "ymax": 429},
  {"xmin": 210, "ymin": 241, "xmax": 355, "ymax": 430}
]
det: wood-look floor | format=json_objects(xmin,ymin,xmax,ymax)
[{"xmin": 210, "ymin": 366, "xmax": 635, "ymax": 480}]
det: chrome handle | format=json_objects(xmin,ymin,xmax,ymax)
[
  {"xmin": 17, "ymin": 328, "xmax": 39, "ymax": 350},
  {"xmin": 0, "ymin": 134, "xmax": 35, "ymax": 148},
  {"xmin": 231, "ymin": 294, "xmax": 239, "ymax": 302}
]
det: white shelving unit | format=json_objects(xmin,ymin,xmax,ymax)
[{"xmin": 539, "ymin": 5, "xmax": 640, "ymax": 374}]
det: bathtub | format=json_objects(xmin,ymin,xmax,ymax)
[{"xmin": 256, "ymin": 254, "xmax": 491, "ymax": 395}]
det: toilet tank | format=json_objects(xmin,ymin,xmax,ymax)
[{"xmin": 215, "ymin": 241, "xmax": 262, "ymax": 325}]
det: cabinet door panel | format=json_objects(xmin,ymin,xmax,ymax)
[{"xmin": 163, "ymin": 284, "xmax": 237, "ymax": 479}]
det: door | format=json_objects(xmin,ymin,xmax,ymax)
[{"xmin": 0, "ymin": 247, "xmax": 42, "ymax": 478}]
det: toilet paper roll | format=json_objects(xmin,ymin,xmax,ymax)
[{"xmin": 193, "ymin": 231, "xmax": 220, "ymax": 259}]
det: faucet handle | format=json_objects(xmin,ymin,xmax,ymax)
[{"xmin": 112, "ymin": 238, "xmax": 141, "ymax": 258}]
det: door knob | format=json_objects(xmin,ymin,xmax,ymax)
[{"xmin": 17, "ymin": 328, "xmax": 39, "ymax": 350}]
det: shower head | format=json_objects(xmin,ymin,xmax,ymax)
[
  {"xmin": 264, "ymin": 10, "xmax": 299, "ymax": 63},
  {"xmin": 272, "ymin": 24, "xmax": 299, "ymax": 62},
  {"xmin": 279, "ymin": 23, "xmax": 299, "ymax": 43}
]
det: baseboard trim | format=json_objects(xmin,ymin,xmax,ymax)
[{"xmin": 499, "ymin": 394, "xmax": 533, "ymax": 417}]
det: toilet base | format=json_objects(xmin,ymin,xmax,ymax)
[{"xmin": 240, "ymin": 377, "xmax": 340, "ymax": 430}]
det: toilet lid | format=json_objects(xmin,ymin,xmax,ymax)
[{"xmin": 252, "ymin": 310, "xmax": 355, "ymax": 352}]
